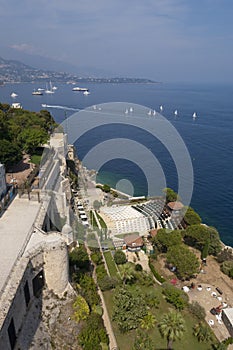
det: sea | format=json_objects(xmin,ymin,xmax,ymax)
[{"xmin": 1, "ymin": 82, "xmax": 233, "ymax": 247}]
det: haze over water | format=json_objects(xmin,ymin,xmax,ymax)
[{"xmin": 1, "ymin": 82, "xmax": 233, "ymax": 246}]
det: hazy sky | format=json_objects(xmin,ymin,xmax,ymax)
[{"xmin": 1, "ymin": 0, "xmax": 233, "ymax": 82}]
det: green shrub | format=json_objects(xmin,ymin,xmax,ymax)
[
  {"xmin": 221, "ymin": 260, "xmax": 233, "ymax": 278},
  {"xmin": 114, "ymin": 250, "xmax": 127, "ymax": 265},
  {"xmin": 91, "ymin": 251, "xmax": 103, "ymax": 265},
  {"xmin": 98, "ymin": 275, "xmax": 118, "ymax": 291},
  {"xmin": 148, "ymin": 259, "xmax": 165, "ymax": 283},
  {"xmin": 162, "ymin": 283, "xmax": 188, "ymax": 310},
  {"xmin": 135, "ymin": 263, "xmax": 143, "ymax": 271},
  {"xmin": 188, "ymin": 301, "xmax": 206, "ymax": 320}
]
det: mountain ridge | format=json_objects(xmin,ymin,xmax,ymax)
[{"xmin": 0, "ymin": 57, "xmax": 157, "ymax": 84}]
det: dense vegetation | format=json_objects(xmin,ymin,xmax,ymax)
[
  {"xmin": 0, "ymin": 103, "xmax": 56, "ymax": 168},
  {"xmin": 69, "ymin": 245, "xmax": 109, "ymax": 349}
]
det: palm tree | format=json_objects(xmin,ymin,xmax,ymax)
[
  {"xmin": 140, "ymin": 312, "xmax": 157, "ymax": 330},
  {"xmin": 159, "ymin": 310, "xmax": 186, "ymax": 349},
  {"xmin": 193, "ymin": 322, "xmax": 213, "ymax": 343},
  {"xmin": 119, "ymin": 262, "xmax": 135, "ymax": 285},
  {"xmin": 212, "ymin": 342, "xmax": 228, "ymax": 350}
]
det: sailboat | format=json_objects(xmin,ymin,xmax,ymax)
[
  {"xmin": 153, "ymin": 110, "xmax": 156, "ymax": 116},
  {"xmin": 45, "ymin": 82, "xmax": 55, "ymax": 94},
  {"xmin": 125, "ymin": 108, "xmax": 129, "ymax": 114},
  {"xmin": 174, "ymin": 110, "xmax": 178, "ymax": 116},
  {"xmin": 148, "ymin": 109, "xmax": 152, "ymax": 116},
  {"xmin": 193, "ymin": 112, "xmax": 197, "ymax": 119},
  {"xmin": 129, "ymin": 107, "xmax": 133, "ymax": 113},
  {"xmin": 159, "ymin": 105, "xmax": 163, "ymax": 112}
]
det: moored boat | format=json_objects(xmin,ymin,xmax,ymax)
[
  {"xmin": 32, "ymin": 90, "xmax": 43, "ymax": 95},
  {"xmin": 72, "ymin": 86, "xmax": 88, "ymax": 91}
]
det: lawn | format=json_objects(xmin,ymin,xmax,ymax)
[
  {"xmin": 103, "ymin": 283, "xmax": 214, "ymax": 350},
  {"xmin": 95, "ymin": 212, "xmax": 107, "ymax": 229},
  {"xmin": 30, "ymin": 154, "xmax": 42, "ymax": 165},
  {"xmin": 31, "ymin": 147, "xmax": 44, "ymax": 165},
  {"xmin": 103, "ymin": 251, "xmax": 119, "ymax": 278}
]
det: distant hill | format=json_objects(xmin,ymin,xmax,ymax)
[{"xmin": 0, "ymin": 57, "xmax": 157, "ymax": 84}]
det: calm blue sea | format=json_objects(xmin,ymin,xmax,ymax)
[{"xmin": 1, "ymin": 82, "xmax": 233, "ymax": 246}]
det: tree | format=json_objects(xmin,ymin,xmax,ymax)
[
  {"xmin": 155, "ymin": 229, "xmax": 182, "ymax": 252},
  {"xmin": 163, "ymin": 188, "xmax": 180, "ymax": 203},
  {"xmin": 79, "ymin": 274, "xmax": 100, "ymax": 307},
  {"xmin": 183, "ymin": 206, "xmax": 202, "ymax": 225},
  {"xmin": 79, "ymin": 313, "xmax": 109, "ymax": 350},
  {"xmin": 0, "ymin": 139, "xmax": 21, "ymax": 168},
  {"xmin": 166, "ymin": 245, "xmax": 200, "ymax": 280},
  {"xmin": 221, "ymin": 260, "xmax": 233, "ymax": 278},
  {"xmin": 159, "ymin": 310, "xmax": 186, "ymax": 349},
  {"xmin": 114, "ymin": 249, "xmax": 127, "ymax": 265},
  {"xmin": 145, "ymin": 290, "xmax": 160, "ymax": 308},
  {"xmin": 69, "ymin": 245, "xmax": 90, "ymax": 270},
  {"xmin": 188, "ymin": 301, "xmax": 206, "ymax": 320},
  {"xmin": 102, "ymin": 184, "xmax": 111, "ymax": 192},
  {"xmin": 184, "ymin": 225, "xmax": 221, "ymax": 256},
  {"xmin": 140, "ymin": 312, "xmax": 156, "ymax": 330},
  {"xmin": 18, "ymin": 128, "xmax": 48, "ymax": 153},
  {"xmin": 212, "ymin": 342, "xmax": 228, "ymax": 350},
  {"xmin": 112, "ymin": 286, "xmax": 147, "ymax": 332},
  {"xmin": 162, "ymin": 283, "xmax": 188, "ymax": 310},
  {"xmin": 133, "ymin": 330, "xmax": 154, "ymax": 350},
  {"xmin": 98, "ymin": 276, "xmax": 118, "ymax": 291},
  {"xmin": 119, "ymin": 263, "xmax": 135, "ymax": 285},
  {"xmin": 135, "ymin": 263, "xmax": 143, "ymax": 271},
  {"xmin": 72, "ymin": 295, "xmax": 90, "ymax": 322},
  {"xmin": 193, "ymin": 322, "xmax": 213, "ymax": 343}
]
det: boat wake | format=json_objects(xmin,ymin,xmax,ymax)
[{"xmin": 41, "ymin": 104, "xmax": 80, "ymax": 111}]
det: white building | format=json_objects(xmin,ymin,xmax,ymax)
[{"xmin": 222, "ymin": 308, "xmax": 233, "ymax": 337}]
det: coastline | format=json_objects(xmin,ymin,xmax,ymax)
[{"xmin": 94, "ymin": 177, "xmax": 232, "ymax": 249}]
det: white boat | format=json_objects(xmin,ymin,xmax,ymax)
[
  {"xmin": 45, "ymin": 82, "xmax": 55, "ymax": 94},
  {"xmin": 153, "ymin": 110, "xmax": 156, "ymax": 116},
  {"xmin": 159, "ymin": 105, "xmax": 163, "ymax": 112},
  {"xmin": 148, "ymin": 109, "xmax": 152, "ymax": 116},
  {"xmin": 174, "ymin": 110, "xmax": 178, "ymax": 116},
  {"xmin": 32, "ymin": 89, "xmax": 43, "ymax": 95},
  {"xmin": 11, "ymin": 92, "xmax": 18, "ymax": 98},
  {"xmin": 41, "ymin": 104, "xmax": 47, "ymax": 108},
  {"xmin": 129, "ymin": 107, "xmax": 133, "ymax": 113},
  {"xmin": 37, "ymin": 88, "xmax": 45, "ymax": 91},
  {"xmin": 193, "ymin": 112, "xmax": 197, "ymax": 119},
  {"xmin": 11, "ymin": 102, "xmax": 22, "ymax": 109},
  {"xmin": 72, "ymin": 86, "xmax": 88, "ymax": 91},
  {"xmin": 83, "ymin": 90, "xmax": 90, "ymax": 95},
  {"xmin": 125, "ymin": 108, "xmax": 129, "ymax": 114},
  {"xmin": 52, "ymin": 85, "xmax": 58, "ymax": 90}
]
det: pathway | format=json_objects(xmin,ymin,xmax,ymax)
[{"xmin": 85, "ymin": 241, "xmax": 118, "ymax": 350}]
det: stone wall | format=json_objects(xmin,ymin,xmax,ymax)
[{"xmin": 0, "ymin": 239, "xmax": 69, "ymax": 350}]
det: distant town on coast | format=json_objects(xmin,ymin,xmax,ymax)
[{"xmin": 0, "ymin": 56, "xmax": 158, "ymax": 85}]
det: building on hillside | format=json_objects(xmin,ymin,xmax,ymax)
[
  {"xmin": 222, "ymin": 308, "xmax": 233, "ymax": 337},
  {"xmin": 149, "ymin": 229, "xmax": 157, "ymax": 238},
  {"xmin": 123, "ymin": 234, "xmax": 144, "ymax": 252},
  {"xmin": 167, "ymin": 201, "xmax": 184, "ymax": 214}
]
